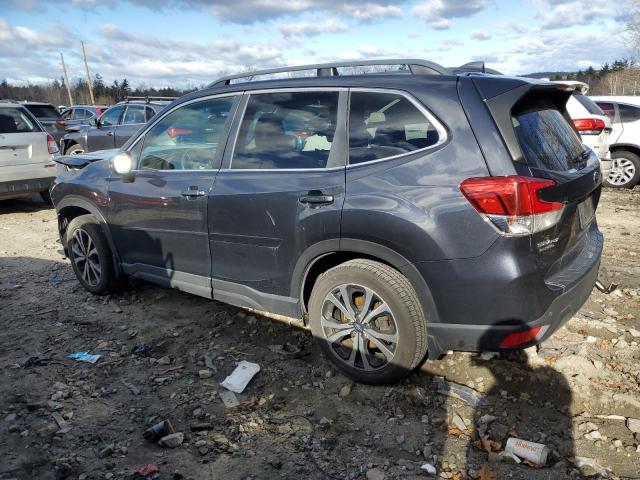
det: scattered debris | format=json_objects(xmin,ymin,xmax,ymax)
[
  {"xmin": 67, "ymin": 351, "xmax": 101, "ymax": 364},
  {"xmin": 433, "ymin": 377, "xmax": 491, "ymax": 407},
  {"xmin": 220, "ymin": 360, "xmax": 260, "ymax": 393},
  {"xmin": 159, "ymin": 431, "xmax": 184, "ymax": 449},
  {"xmin": 132, "ymin": 464, "xmax": 160, "ymax": 479},
  {"xmin": 204, "ymin": 353, "xmax": 216, "ymax": 370},
  {"xmin": 339, "ymin": 384, "xmax": 352, "ymax": 398},
  {"xmin": 198, "ymin": 369, "xmax": 213, "ymax": 379},
  {"xmin": 504, "ymin": 438, "xmax": 549, "ymax": 466},
  {"xmin": 571, "ymin": 456, "xmax": 612, "ymax": 477},
  {"xmin": 420, "ymin": 463, "xmax": 437, "ymax": 475},
  {"xmin": 22, "ymin": 356, "xmax": 52, "ymax": 368},
  {"xmin": 143, "ymin": 420, "xmax": 175, "ymax": 442},
  {"xmin": 122, "ymin": 380, "xmax": 141, "ymax": 395},
  {"xmin": 219, "ymin": 389, "xmax": 240, "ymax": 408},
  {"xmin": 626, "ymin": 417, "xmax": 640, "ymax": 434}
]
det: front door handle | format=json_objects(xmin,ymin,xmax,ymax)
[
  {"xmin": 181, "ymin": 186, "xmax": 206, "ymax": 198},
  {"xmin": 106, "ymin": 131, "xmax": 114, "ymax": 136},
  {"xmin": 299, "ymin": 192, "xmax": 334, "ymax": 205}
]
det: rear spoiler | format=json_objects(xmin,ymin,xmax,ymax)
[{"xmin": 470, "ymin": 76, "xmax": 577, "ymax": 164}]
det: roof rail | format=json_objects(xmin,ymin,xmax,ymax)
[
  {"xmin": 121, "ymin": 96, "xmax": 177, "ymax": 104},
  {"xmin": 449, "ymin": 62, "xmax": 503, "ymax": 76},
  {"xmin": 208, "ymin": 58, "xmax": 450, "ymax": 87}
]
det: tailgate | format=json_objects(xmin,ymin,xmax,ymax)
[{"xmin": 0, "ymin": 132, "xmax": 50, "ymax": 167}]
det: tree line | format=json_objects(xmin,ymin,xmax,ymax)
[
  {"xmin": 550, "ymin": 59, "xmax": 640, "ymax": 96},
  {"xmin": 0, "ymin": 73, "xmax": 196, "ymax": 107}
]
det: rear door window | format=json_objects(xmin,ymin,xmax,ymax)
[
  {"xmin": 99, "ymin": 106, "xmax": 124, "ymax": 126},
  {"xmin": 122, "ymin": 105, "xmax": 147, "ymax": 125},
  {"xmin": 0, "ymin": 108, "xmax": 39, "ymax": 133},
  {"xmin": 619, "ymin": 104, "xmax": 640, "ymax": 123},
  {"xmin": 348, "ymin": 91, "xmax": 440, "ymax": 164},
  {"xmin": 512, "ymin": 102, "xmax": 586, "ymax": 172},
  {"xmin": 231, "ymin": 91, "xmax": 339, "ymax": 170}
]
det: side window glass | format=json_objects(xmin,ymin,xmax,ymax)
[
  {"xmin": 122, "ymin": 105, "xmax": 147, "ymax": 125},
  {"xmin": 231, "ymin": 91, "xmax": 339, "ymax": 170},
  {"xmin": 145, "ymin": 107, "xmax": 156, "ymax": 122},
  {"xmin": 348, "ymin": 91, "xmax": 440, "ymax": 164},
  {"xmin": 619, "ymin": 104, "xmax": 640, "ymax": 123},
  {"xmin": 99, "ymin": 106, "xmax": 123, "ymax": 126},
  {"xmin": 138, "ymin": 96, "xmax": 235, "ymax": 171}
]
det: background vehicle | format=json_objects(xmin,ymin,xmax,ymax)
[
  {"xmin": 21, "ymin": 101, "xmax": 67, "ymax": 145},
  {"xmin": 52, "ymin": 59, "xmax": 603, "ymax": 384},
  {"xmin": 591, "ymin": 96, "xmax": 640, "ymax": 188},
  {"xmin": 61, "ymin": 105, "xmax": 108, "ymax": 128},
  {"xmin": 61, "ymin": 97, "xmax": 173, "ymax": 155},
  {"xmin": 0, "ymin": 102, "xmax": 59, "ymax": 202},
  {"xmin": 555, "ymin": 81, "xmax": 612, "ymax": 178}
]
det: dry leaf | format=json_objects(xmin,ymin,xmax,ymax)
[
  {"xmin": 470, "ymin": 464, "xmax": 496, "ymax": 480},
  {"xmin": 447, "ymin": 427, "xmax": 472, "ymax": 436},
  {"xmin": 473, "ymin": 435, "xmax": 502, "ymax": 452}
]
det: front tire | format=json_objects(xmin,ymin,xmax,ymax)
[
  {"xmin": 65, "ymin": 215, "xmax": 115, "ymax": 294},
  {"xmin": 309, "ymin": 259, "xmax": 427, "ymax": 384},
  {"xmin": 604, "ymin": 151, "xmax": 640, "ymax": 188},
  {"xmin": 65, "ymin": 144, "xmax": 84, "ymax": 155}
]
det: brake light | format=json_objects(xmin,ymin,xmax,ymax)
[
  {"xmin": 460, "ymin": 176, "xmax": 564, "ymax": 236},
  {"xmin": 499, "ymin": 326, "xmax": 542, "ymax": 347},
  {"xmin": 47, "ymin": 134, "xmax": 59, "ymax": 154},
  {"xmin": 166, "ymin": 127, "xmax": 192, "ymax": 138},
  {"xmin": 95, "ymin": 108, "xmax": 104, "ymax": 116},
  {"xmin": 572, "ymin": 118, "xmax": 605, "ymax": 135},
  {"xmin": 56, "ymin": 119, "xmax": 66, "ymax": 126}
]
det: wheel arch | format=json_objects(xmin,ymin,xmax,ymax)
[
  {"xmin": 293, "ymin": 238, "xmax": 441, "ymax": 329},
  {"xmin": 57, "ymin": 196, "xmax": 122, "ymax": 276},
  {"xmin": 609, "ymin": 143, "xmax": 640, "ymax": 157}
]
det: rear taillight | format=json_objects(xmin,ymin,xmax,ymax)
[
  {"xmin": 460, "ymin": 176, "xmax": 564, "ymax": 236},
  {"xmin": 47, "ymin": 134, "xmax": 59, "ymax": 154},
  {"xmin": 499, "ymin": 326, "xmax": 542, "ymax": 348},
  {"xmin": 572, "ymin": 118, "xmax": 605, "ymax": 135}
]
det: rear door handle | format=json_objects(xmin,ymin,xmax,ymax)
[
  {"xmin": 106, "ymin": 131, "xmax": 114, "ymax": 136},
  {"xmin": 299, "ymin": 192, "xmax": 334, "ymax": 205},
  {"xmin": 181, "ymin": 187, "xmax": 206, "ymax": 198}
]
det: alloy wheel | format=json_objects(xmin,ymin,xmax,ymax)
[
  {"xmin": 607, "ymin": 157, "xmax": 636, "ymax": 186},
  {"xmin": 320, "ymin": 284, "xmax": 398, "ymax": 371},
  {"xmin": 71, "ymin": 228, "xmax": 101, "ymax": 287}
]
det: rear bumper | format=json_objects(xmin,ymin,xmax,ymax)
[
  {"xmin": 0, "ymin": 176, "xmax": 55, "ymax": 199},
  {"xmin": 425, "ymin": 227, "xmax": 602, "ymax": 357}
]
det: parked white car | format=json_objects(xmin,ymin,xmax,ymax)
[
  {"xmin": 556, "ymin": 82, "xmax": 612, "ymax": 180},
  {"xmin": 0, "ymin": 102, "xmax": 59, "ymax": 202},
  {"xmin": 590, "ymin": 96, "xmax": 640, "ymax": 188}
]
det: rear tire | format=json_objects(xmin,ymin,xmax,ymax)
[
  {"xmin": 604, "ymin": 151, "xmax": 640, "ymax": 189},
  {"xmin": 308, "ymin": 259, "xmax": 427, "ymax": 384},
  {"xmin": 65, "ymin": 215, "xmax": 115, "ymax": 294},
  {"xmin": 65, "ymin": 144, "xmax": 84, "ymax": 155}
]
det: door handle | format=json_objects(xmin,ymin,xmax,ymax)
[
  {"xmin": 106, "ymin": 131, "xmax": 114, "ymax": 136},
  {"xmin": 181, "ymin": 187, "xmax": 206, "ymax": 198},
  {"xmin": 299, "ymin": 192, "xmax": 334, "ymax": 205}
]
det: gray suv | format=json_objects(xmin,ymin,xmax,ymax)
[
  {"xmin": 60, "ymin": 97, "xmax": 172, "ymax": 155},
  {"xmin": 51, "ymin": 60, "xmax": 603, "ymax": 384}
]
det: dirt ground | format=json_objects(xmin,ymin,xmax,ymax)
[{"xmin": 0, "ymin": 188, "xmax": 639, "ymax": 480}]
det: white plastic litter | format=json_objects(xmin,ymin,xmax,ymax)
[
  {"xmin": 220, "ymin": 361, "xmax": 260, "ymax": 393},
  {"xmin": 420, "ymin": 463, "xmax": 436, "ymax": 475},
  {"xmin": 504, "ymin": 438, "xmax": 549, "ymax": 466},
  {"xmin": 219, "ymin": 389, "xmax": 240, "ymax": 408}
]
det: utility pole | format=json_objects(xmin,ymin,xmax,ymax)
[
  {"xmin": 81, "ymin": 41, "xmax": 95, "ymax": 105},
  {"xmin": 60, "ymin": 52, "xmax": 74, "ymax": 106}
]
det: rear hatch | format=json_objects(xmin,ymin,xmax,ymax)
[
  {"xmin": 0, "ymin": 107, "xmax": 51, "ymax": 167},
  {"xmin": 469, "ymin": 78, "xmax": 602, "ymax": 289}
]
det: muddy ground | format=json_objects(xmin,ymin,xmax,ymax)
[{"xmin": 0, "ymin": 188, "xmax": 639, "ymax": 480}]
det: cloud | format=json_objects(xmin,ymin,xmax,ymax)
[
  {"xmin": 537, "ymin": 1, "xmax": 617, "ymax": 29},
  {"xmin": 470, "ymin": 29, "xmax": 491, "ymax": 40},
  {"xmin": 343, "ymin": 3, "xmax": 403, "ymax": 21},
  {"xmin": 276, "ymin": 18, "xmax": 348, "ymax": 38},
  {"xmin": 412, "ymin": 0, "xmax": 490, "ymax": 28}
]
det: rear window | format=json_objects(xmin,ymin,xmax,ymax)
[
  {"xmin": 0, "ymin": 108, "xmax": 40, "ymax": 133},
  {"xmin": 619, "ymin": 104, "xmax": 640, "ymax": 123},
  {"xmin": 24, "ymin": 104, "xmax": 62, "ymax": 119},
  {"xmin": 594, "ymin": 102, "xmax": 615, "ymax": 122},
  {"xmin": 572, "ymin": 93, "xmax": 605, "ymax": 116},
  {"xmin": 512, "ymin": 101, "xmax": 586, "ymax": 171}
]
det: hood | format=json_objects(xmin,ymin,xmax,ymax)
[{"xmin": 54, "ymin": 149, "xmax": 119, "ymax": 169}]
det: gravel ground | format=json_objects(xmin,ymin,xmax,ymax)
[{"xmin": 0, "ymin": 188, "xmax": 639, "ymax": 480}]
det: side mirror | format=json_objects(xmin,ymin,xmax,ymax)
[
  {"xmin": 90, "ymin": 117, "xmax": 98, "ymax": 127},
  {"xmin": 113, "ymin": 152, "xmax": 134, "ymax": 176}
]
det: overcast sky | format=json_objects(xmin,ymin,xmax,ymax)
[{"xmin": 0, "ymin": 0, "xmax": 632, "ymax": 88}]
